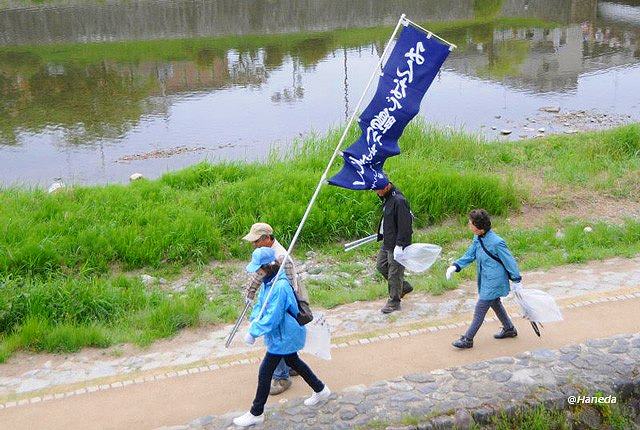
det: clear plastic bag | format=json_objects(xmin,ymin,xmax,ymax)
[
  {"xmin": 301, "ymin": 314, "xmax": 332, "ymax": 360},
  {"xmin": 393, "ymin": 243, "xmax": 442, "ymax": 272},
  {"xmin": 513, "ymin": 289, "xmax": 563, "ymax": 323}
]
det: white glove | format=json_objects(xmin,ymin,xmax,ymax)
[
  {"xmin": 445, "ymin": 265, "xmax": 457, "ymax": 280},
  {"xmin": 511, "ymin": 281, "xmax": 523, "ymax": 293},
  {"xmin": 244, "ymin": 332, "xmax": 256, "ymax": 346},
  {"xmin": 393, "ymin": 245, "xmax": 404, "ymax": 260}
]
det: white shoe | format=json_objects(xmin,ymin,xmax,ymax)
[
  {"xmin": 304, "ymin": 385, "xmax": 331, "ymax": 406},
  {"xmin": 232, "ymin": 411, "xmax": 264, "ymax": 427}
]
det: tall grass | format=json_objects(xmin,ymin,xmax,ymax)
[
  {"xmin": 0, "ymin": 124, "xmax": 523, "ymax": 278},
  {"xmin": 0, "ymin": 275, "xmax": 216, "ymax": 361}
]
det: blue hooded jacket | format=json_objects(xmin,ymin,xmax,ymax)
[
  {"xmin": 453, "ymin": 230, "xmax": 522, "ymax": 301},
  {"xmin": 248, "ymin": 272, "xmax": 306, "ymax": 355}
]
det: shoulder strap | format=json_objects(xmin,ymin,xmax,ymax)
[{"xmin": 477, "ymin": 237, "xmax": 515, "ymax": 281}]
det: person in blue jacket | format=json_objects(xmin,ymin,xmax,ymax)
[
  {"xmin": 445, "ymin": 209, "xmax": 523, "ymax": 349},
  {"xmin": 233, "ymin": 247, "xmax": 331, "ymax": 427}
]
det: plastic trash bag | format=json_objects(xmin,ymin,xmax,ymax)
[
  {"xmin": 393, "ymin": 243, "xmax": 442, "ymax": 272},
  {"xmin": 302, "ymin": 314, "xmax": 332, "ymax": 360},
  {"xmin": 513, "ymin": 289, "xmax": 563, "ymax": 323}
]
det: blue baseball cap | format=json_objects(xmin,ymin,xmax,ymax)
[{"xmin": 246, "ymin": 247, "xmax": 277, "ymax": 273}]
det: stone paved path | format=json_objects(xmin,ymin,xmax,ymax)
[
  {"xmin": 188, "ymin": 332, "xmax": 640, "ymax": 429},
  {"xmin": 1, "ymin": 256, "xmax": 638, "ymax": 400}
]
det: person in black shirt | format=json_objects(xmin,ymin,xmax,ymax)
[{"xmin": 375, "ymin": 182, "xmax": 414, "ymax": 314}]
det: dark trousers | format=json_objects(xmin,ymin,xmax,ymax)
[
  {"xmin": 376, "ymin": 248, "xmax": 412, "ymax": 303},
  {"xmin": 464, "ymin": 297, "xmax": 514, "ymax": 340},
  {"xmin": 250, "ymin": 352, "xmax": 324, "ymax": 416}
]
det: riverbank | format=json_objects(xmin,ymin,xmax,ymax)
[{"xmin": 0, "ymin": 123, "xmax": 638, "ymax": 361}]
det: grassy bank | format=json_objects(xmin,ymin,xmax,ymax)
[
  {"xmin": 0, "ymin": 123, "xmax": 638, "ymax": 361},
  {"xmin": 0, "ymin": 124, "xmax": 522, "ymax": 278}
]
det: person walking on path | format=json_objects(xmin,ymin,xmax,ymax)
[
  {"xmin": 446, "ymin": 209, "xmax": 523, "ymax": 349},
  {"xmin": 233, "ymin": 247, "xmax": 331, "ymax": 427},
  {"xmin": 375, "ymin": 182, "xmax": 414, "ymax": 314},
  {"xmin": 242, "ymin": 222, "xmax": 307, "ymax": 395}
]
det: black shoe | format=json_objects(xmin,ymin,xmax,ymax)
[
  {"xmin": 381, "ymin": 301, "xmax": 401, "ymax": 314},
  {"xmin": 452, "ymin": 336, "xmax": 473, "ymax": 349},
  {"xmin": 494, "ymin": 326, "xmax": 518, "ymax": 339},
  {"xmin": 400, "ymin": 282, "xmax": 413, "ymax": 298}
]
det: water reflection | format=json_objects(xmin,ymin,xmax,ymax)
[{"xmin": 0, "ymin": 0, "xmax": 639, "ymax": 185}]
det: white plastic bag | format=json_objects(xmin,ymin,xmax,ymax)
[
  {"xmin": 393, "ymin": 243, "xmax": 442, "ymax": 272},
  {"xmin": 513, "ymin": 289, "xmax": 563, "ymax": 323},
  {"xmin": 302, "ymin": 314, "xmax": 332, "ymax": 360}
]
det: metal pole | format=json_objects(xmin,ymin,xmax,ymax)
[
  {"xmin": 251, "ymin": 14, "xmax": 407, "ymax": 324},
  {"xmin": 225, "ymin": 299, "xmax": 252, "ymax": 348}
]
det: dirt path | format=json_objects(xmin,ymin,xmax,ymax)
[{"xmin": 1, "ymin": 295, "xmax": 639, "ymax": 430}]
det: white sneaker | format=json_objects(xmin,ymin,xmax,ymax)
[
  {"xmin": 304, "ymin": 385, "xmax": 331, "ymax": 406},
  {"xmin": 232, "ymin": 411, "xmax": 264, "ymax": 427}
]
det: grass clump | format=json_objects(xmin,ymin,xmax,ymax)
[
  {"xmin": 0, "ymin": 275, "xmax": 223, "ymax": 361},
  {"xmin": 493, "ymin": 405, "xmax": 569, "ymax": 429}
]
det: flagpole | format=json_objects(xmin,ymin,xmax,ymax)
[
  {"xmin": 404, "ymin": 17, "xmax": 458, "ymax": 50},
  {"xmin": 246, "ymin": 14, "xmax": 408, "ymax": 328}
]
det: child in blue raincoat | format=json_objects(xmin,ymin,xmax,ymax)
[
  {"xmin": 446, "ymin": 209, "xmax": 523, "ymax": 349},
  {"xmin": 233, "ymin": 247, "xmax": 331, "ymax": 427}
]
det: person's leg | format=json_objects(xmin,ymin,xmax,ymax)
[
  {"xmin": 464, "ymin": 299, "xmax": 492, "ymax": 340},
  {"xmin": 271, "ymin": 358, "xmax": 291, "ymax": 393},
  {"xmin": 250, "ymin": 352, "xmax": 282, "ymax": 416},
  {"xmin": 283, "ymin": 353, "xmax": 324, "ymax": 393},
  {"xmin": 269, "ymin": 358, "xmax": 292, "ymax": 395},
  {"xmin": 272, "ymin": 358, "xmax": 290, "ymax": 380},
  {"xmin": 490, "ymin": 298, "xmax": 514, "ymax": 329},
  {"xmin": 387, "ymin": 249, "xmax": 405, "ymax": 304},
  {"xmin": 376, "ymin": 248, "xmax": 389, "ymax": 280}
]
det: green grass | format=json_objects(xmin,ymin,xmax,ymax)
[
  {"xmin": 0, "ymin": 123, "xmax": 523, "ymax": 279},
  {"xmin": 493, "ymin": 405, "xmax": 570, "ymax": 430},
  {"xmin": 0, "ymin": 275, "xmax": 235, "ymax": 361}
]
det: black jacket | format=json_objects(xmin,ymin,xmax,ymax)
[{"xmin": 377, "ymin": 186, "xmax": 413, "ymax": 250}]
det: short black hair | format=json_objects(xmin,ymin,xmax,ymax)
[
  {"xmin": 469, "ymin": 209, "xmax": 491, "ymax": 232},
  {"xmin": 260, "ymin": 261, "xmax": 280, "ymax": 276}
]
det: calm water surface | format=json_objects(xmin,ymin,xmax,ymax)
[{"xmin": 1, "ymin": 0, "xmax": 639, "ymax": 185}]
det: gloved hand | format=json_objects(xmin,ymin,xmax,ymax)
[
  {"xmin": 511, "ymin": 281, "xmax": 523, "ymax": 293},
  {"xmin": 445, "ymin": 265, "xmax": 457, "ymax": 280},
  {"xmin": 244, "ymin": 332, "xmax": 256, "ymax": 346},
  {"xmin": 245, "ymin": 291, "xmax": 254, "ymax": 303},
  {"xmin": 393, "ymin": 245, "xmax": 404, "ymax": 260}
]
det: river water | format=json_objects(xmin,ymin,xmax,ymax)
[{"xmin": 1, "ymin": 0, "xmax": 639, "ymax": 185}]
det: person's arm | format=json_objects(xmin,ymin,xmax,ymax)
[
  {"xmin": 245, "ymin": 272, "xmax": 263, "ymax": 300},
  {"xmin": 454, "ymin": 240, "xmax": 478, "ymax": 272},
  {"xmin": 248, "ymin": 281, "xmax": 286, "ymax": 339},
  {"xmin": 248, "ymin": 285, "xmax": 264, "ymax": 321},
  {"xmin": 395, "ymin": 199, "xmax": 413, "ymax": 248},
  {"xmin": 495, "ymin": 240, "xmax": 522, "ymax": 282}
]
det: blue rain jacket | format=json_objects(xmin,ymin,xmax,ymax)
[
  {"xmin": 248, "ymin": 273, "xmax": 305, "ymax": 355},
  {"xmin": 453, "ymin": 230, "xmax": 522, "ymax": 301}
]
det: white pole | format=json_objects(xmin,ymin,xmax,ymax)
[
  {"xmin": 252, "ymin": 14, "xmax": 407, "ymax": 322},
  {"xmin": 404, "ymin": 17, "xmax": 458, "ymax": 50}
]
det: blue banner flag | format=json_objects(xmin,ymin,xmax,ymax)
[{"xmin": 328, "ymin": 23, "xmax": 452, "ymax": 190}]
